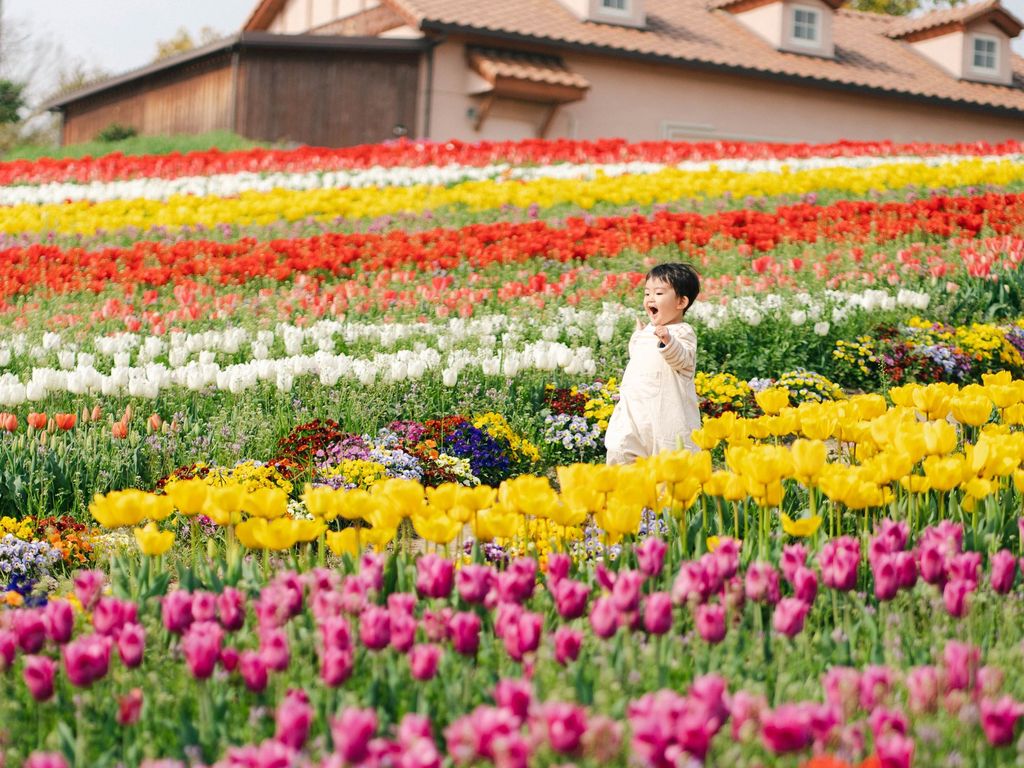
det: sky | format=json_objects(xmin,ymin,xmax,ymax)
[{"xmin": 7, "ymin": 0, "xmax": 1024, "ymax": 77}]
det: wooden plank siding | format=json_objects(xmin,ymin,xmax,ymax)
[
  {"xmin": 61, "ymin": 55, "xmax": 235, "ymax": 145},
  {"xmin": 237, "ymin": 48, "xmax": 420, "ymax": 146}
]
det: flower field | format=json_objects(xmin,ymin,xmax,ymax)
[{"xmin": 3, "ymin": 137, "xmax": 1024, "ymax": 767}]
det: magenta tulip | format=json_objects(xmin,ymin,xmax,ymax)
[{"xmin": 23, "ymin": 655, "xmax": 56, "ymax": 701}]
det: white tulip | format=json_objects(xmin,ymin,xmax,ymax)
[
  {"xmin": 442, "ymin": 368, "xmax": 458, "ymax": 387},
  {"xmin": 789, "ymin": 310, "xmax": 807, "ymax": 326},
  {"xmin": 814, "ymin": 322, "xmax": 831, "ymax": 336}
]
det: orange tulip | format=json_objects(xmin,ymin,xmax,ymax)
[
  {"xmin": 0, "ymin": 413, "xmax": 16, "ymax": 432},
  {"xmin": 147, "ymin": 413, "xmax": 162, "ymax": 432},
  {"xmin": 112, "ymin": 421, "xmax": 129, "ymax": 440},
  {"xmin": 91, "ymin": 405, "xmax": 102, "ymax": 422},
  {"xmin": 54, "ymin": 413, "xmax": 77, "ymax": 431},
  {"xmin": 27, "ymin": 412, "xmax": 47, "ymax": 430}
]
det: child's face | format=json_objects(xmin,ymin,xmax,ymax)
[{"xmin": 643, "ymin": 277, "xmax": 689, "ymax": 325}]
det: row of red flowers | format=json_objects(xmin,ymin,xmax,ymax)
[
  {"xmin": 2, "ymin": 138, "xmax": 1023, "ymax": 185},
  {"xmin": 1, "ymin": 192, "xmax": 1022, "ymax": 305}
]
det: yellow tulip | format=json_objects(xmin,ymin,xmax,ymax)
[
  {"xmin": 204, "ymin": 484, "xmax": 246, "ymax": 521},
  {"xmin": 982, "ymin": 371, "xmax": 1014, "ymax": 387},
  {"xmin": 740, "ymin": 445, "xmax": 793, "ymax": 486},
  {"xmin": 134, "ymin": 521, "xmax": 174, "ymax": 556},
  {"xmin": 456, "ymin": 485, "xmax": 497, "ymax": 512},
  {"xmin": 242, "ymin": 488, "xmax": 288, "ymax": 519},
  {"xmin": 961, "ymin": 477, "xmax": 997, "ymax": 500},
  {"xmin": 912, "ymin": 384, "xmax": 953, "ymax": 421},
  {"xmin": 90, "ymin": 490, "xmax": 148, "ymax": 528},
  {"xmin": 143, "ymin": 494, "xmax": 176, "ymax": 522},
  {"xmin": 922, "ymin": 455, "xmax": 965, "ymax": 492},
  {"xmin": 893, "ymin": 422, "xmax": 927, "ymax": 463},
  {"xmin": 373, "ymin": 478, "xmax": 426, "ymax": 519},
  {"xmin": 780, "ymin": 513, "xmax": 822, "ymax": 538},
  {"xmin": 363, "ymin": 525, "xmax": 396, "ymax": 552},
  {"xmin": 260, "ymin": 518, "xmax": 300, "ymax": 550},
  {"xmin": 950, "ymin": 395, "xmax": 993, "ymax": 428},
  {"xmin": 426, "ymin": 483, "xmax": 461, "ymax": 512},
  {"xmin": 790, "ymin": 439, "xmax": 827, "ymax": 485},
  {"xmin": 301, "ymin": 485, "xmax": 338, "ymax": 519},
  {"xmin": 1014, "ymin": 469, "xmax": 1024, "ymax": 494},
  {"xmin": 690, "ymin": 427, "xmax": 720, "ymax": 451},
  {"xmin": 899, "ymin": 475, "xmax": 931, "ymax": 494},
  {"xmin": 595, "ymin": 497, "xmax": 642, "ymax": 539},
  {"xmin": 888, "ymin": 383, "xmax": 918, "ymax": 408},
  {"xmin": 164, "ymin": 478, "xmax": 208, "ymax": 516},
  {"xmin": 335, "ymin": 489, "xmax": 380, "ymax": 522},
  {"xmin": 326, "ymin": 528, "xmax": 362, "ymax": 558},
  {"xmin": 849, "ymin": 393, "xmax": 887, "ymax": 420},
  {"xmin": 755, "ymin": 388, "xmax": 790, "ymax": 416},
  {"xmin": 412, "ymin": 510, "xmax": 461, "ymax": 545},
  {"xmin": 921, "ymin": 420, "xmax": 958, "ymax": 456},
  {"xmin": 499, "ymin": 475, "xmax": 558, "ymax": 518},
  {"xmin": 234, "ymin": 519, "xmax": 265, "ymax": 550},
  {"xmin": 293, "ymin": 518, "xmax": 325, "ymax": 543},
  {"xmin": 799, "ymin": 408, "xmax": 839, "ymax": 441},
  {"xmin": 998, "ymin": 401, "xmax": 1024, "ymax": 424}
]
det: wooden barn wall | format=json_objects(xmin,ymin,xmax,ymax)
[
  {"xmin": 61, "ymin": 56, "xmax": 234, "ymax": 144},
  {"xmin": 237, "ymin": 49, "xmax": 420, "ymax": 147}
]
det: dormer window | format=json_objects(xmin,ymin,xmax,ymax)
[
  {"xmin": 971, "ymin": 34, "xmax": 999, "ymax": 71},
  {"xmin": 601, "ymin": 0, "xmax": 629, "ymax": 10},
  {"xmin": 792, "ymin": 7, "xmax": 820, "ymax": 45},
  {"xmin": 555, "ymin": 0, "xmax": 645, "ymax": 27}
]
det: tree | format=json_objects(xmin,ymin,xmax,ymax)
[
  {"xmin": 154, "ymin": 26, "xmax": 223, "ymax": 61},
  {"xmin": 0, "ymin": 78, "xmax": 24, "ymax": 123},
  {"xmin": 846, "ymin": 0, "xmax": 967, "ymax": 15}
]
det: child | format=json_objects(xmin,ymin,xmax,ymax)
[{"xmin": 605, "ymin": 262, "xmax": 701, "ymax": 464}]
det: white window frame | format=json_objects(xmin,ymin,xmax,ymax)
[
  {"xmin": 599, "ymin": 0, "xmax": 631, "ymax": 16},
  {"xmin": 790, "ymin": 5, "xmax": 821, "ymax": 47},
  {"xmin": 970, "ymin": 33, "xmax": 999, "ymax": 73}
]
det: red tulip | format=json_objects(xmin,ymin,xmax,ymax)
[
  {"xmin": 53, "ymin": 413, "xmax": 76, "ymax": 431},
  {"xmin": 26, "ymin": 412, "xmax": 47, "ymax": 430},
  {"xmin": 0, "ymin": 412, "xmax": 17, "ymax": 432}
]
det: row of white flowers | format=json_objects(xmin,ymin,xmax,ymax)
[
  {"xmin": 0, "ymin": 154, "xmax": 1008, "ymax": 207},
  {"xmin": 0, "ymin": 289, "xmax": 929, "ymax": 405}
]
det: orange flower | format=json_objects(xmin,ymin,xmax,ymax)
[
  {"xmin": 147, "ymin": 413, "xmax": 163, "ymax": 432},
  {"xmin": 27, "ymin": 412, "xmax": 47, "ymax": 430},
  {"xmin": 112, "ymin": 421, "xmax": 129, "ymax": 440},
  {"xmin": 54, "ymin": 413, "xmax": 77, "ymax": 431},
  {"xmin": 0, "ymin": 412, "xmax": 16, "ymax": 432}
]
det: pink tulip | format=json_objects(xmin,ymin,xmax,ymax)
[
  {"xmin": 791, "ymin": 566, "xmax": 818, "ymax": 604},
  {"xmin": 745, "ymin": 562, "xmax": 781, "ymax": 604},
  {"xmin": 494, "ymin": 678, "xmax": 533, "ymax": 722},
  {"xmin": 895, "ymin": 551, "xmax": 917, "ymax": 589},
  {"xmin": 331, "ymin": 707, "xmax": 378, "ymax": 764},
  {"xmin": 259, "ymin": 627, "xmax": 291, "ymax": 671},
  {"xmin": 116, "ymin": 622, "xmax": 145, "ymax": 668},
  {"xmin": 990, "ymin": 550, "xmax": 1016, "ymax": 594},
  {"xmin": 691, "ymin": 674, "xmax": 729, "ymax": 725},
  {"xmin": 542, "ymin": 701, "xmax": 587, "ymax": 754},
  {"xmin": 859, "ymin": 665, "xmax": 894, "ymax": 711},
  {"xmin": 636, "ymin": 537, "xmax": 667, "ymax": 577},
  {"xmin": 503, "ymin": 611, "xmax": 543, "ymax": 661},
  {"xmin": 416, "ymin": 554, "xmax": 454, "ymax": 599},
  {"xmin": 320, "ymin": 645, "xmax": 353, "ymax": 687},
  {"xmin": 695, "ymin": 603, "xmax": 727, "ymax": 644},
  {"xmin": 553, "ymin": 627, "xmax": 582, "ymax": 665},
  {"xmin": 43, "ymin": 600, "xmax": 74, "ymax": 645},
  {"xmin": 360, "ymin": 552, "xmax": 385, "ymax": 591},
  {"xmin": 409, "ymin": 643, "xmax": 442, "ymax": 680},
  {"xmin": 553, "ymin": 578, "xmax": 590, "ymax": 620},
  {"xmin": 980, "ymin": 696, "xmax": 1022, "ymax": 746},
  {"xmin": 23, "ymin": 655, "xmax": 56, "ymax": 701},
  {"xmin": 190, "ymin": 591, "xmax": 217, "ymax": 623},
  {"xmin": 181, "ymin": 621, "xmax": 223, "ymax": 680},
  {"xmin": 73, "ymin": 570, "xmax": 104, "ymax": 611},
  {"xmin": 397, "ymin": 713, "xmax": 433, "ymax": 746},
  {"xmin": 868, "ymin": 707, "xmax": 908, "ymax": 741},
  {"xmin": 255, "ymin": 585, "xmax": 294, "ymax": 628},
  {"xmin": 161, "ymin": 590, "xmax": 193, "ymax": 634},
  {"xmin": 319, "ymin": 615, "xmax": 352, "ymax": 652},
  {"xmin": 456, "ymin": 564, "xmax": 494, "ymax": 605},
  {"xmin": 497, "ymin": 558, "xmax": 536, "ymax": 604},
  {"xmin": 819, "ymin": 538, "xmax": 860, "ymax": 591},
  {"xmin": 872, "ymin": 554, "xmax": 900, "ymax": 601},
  {"xmin": 711, "ymin": 537, "xmax": 741, "ymax": 578},
  {"xmin": 772, "ymin": 598, "xmax": 809, "ymax": 637},
  {"xmin": 62, "ymin": 633, "xmax": 112, "ymax": 687},
  {"xmin": 730, "ymin": 690, "xmax": 767, "ymax": 740},
  {"xmin": 275, "ymin": 689, "xmax": 313, "ymax": 749},
  {"xmin": 421, "ymin": 607, "xmax": 452, "ymax": 643},
  {"xmin": 943, "ymin": 579, "xmax": 972, "ymax": 618},
  {"xmin": 92, "ymin": 597, "xmax": 136, "ymax": 637},
  {"xmin": 0, "ymin": 629, "xmax": 16, "ymax": 670},
  {"xmin": 823, "ymin": 667, "xmax": 861, "ymax": 718},
  {"xmin": 448, "ymin": 612, "xmax": 481, "ymax": 656},
  {"xmin": 117, "ymin": 688, "xmax": 143, "ymax": 726},
  {"xmin": 239, "ymin": 650, "xmax": 268, "ymax": 692},
  {"xmin": 918, "ymin": 540, "xmax": 948, "ymax": 586},
  {"xmin": 582, "ymin": 713, "xmax": 623, "ymax": 762},
  {"xmin": 310, "ymin": 588, "xmax": 342, "ymax": 621},
  {"xmin": 979, "ymin": 666, "xmax": 1004, "ymax": 698},
  {"xmin": 589, "ymin": 596, "xmax": 619, "ymax": 639},
  {"xmin": 643, "ymin": 592, "xmax": 674, "ymax": 635},
  {"xmin": 389, "ymin": 611, "xmax": 417, "ymax": 653},
  {"xmin": 781, "ymin": 543, "xmax": 808, "ymax": 583},
  {"xmin": 546, "ymin": 552, "xmax": 571, "ymax": 585},
  {"xmin": 15, "ymin": 610, "xmax": 47, "ymax": 653},
  {"xmin": 949, "ymin": 551, "xmax": 981, "ymax": 586},
  {"xmin": 219, "ymin": 646, "xmax": 239, "ymax": 672},
  {"xmin": 359, "ymin": 606, "xmax": 391, "ymax": 651},
  {"xmin": 760, "ymin": 703, "xmax": 813, "ymax": 753},
  {"xmin": 217, "ymin": 587, "xmax": 246, "ymax": 631},
  {"xmin": 24, "ymin": 753, "xmax": 69, "ymax": 768},
  {"xmin": 386, "ymin": 592, "xmax": 416, "ymax": 618},
  {"xmin": 943, "ymin": 640, "xmax": 980, "ymax": 692},
  {"xmin": 672, "ymin": 561, "xmax": 712, "ymax": 605},
  {"xmin": 611, "ymin": 570, "xmax": 644, "ymax": 613},
  {"xmin": 876, "ymin": 732, "xmax": 914, "ymax": 768}
]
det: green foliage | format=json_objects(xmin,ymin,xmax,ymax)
[
  {"xmin": 0, "ymin": 79, "xmax": 26, "ymax": 124},
  {"xmin": 2, "ymin": 130, "xmax": 267, "ymax": 161},
  {"xmin": 94, "ymin": 123, "xmax": 139, "ymax": 143},
  {"xmin": 846, "ymin": 0, "xmax": 967, "ymax": 15}
]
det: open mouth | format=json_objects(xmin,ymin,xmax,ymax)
[{"xmin": 647, "ymin": 306, "xmax": 659, "ymax": 318}]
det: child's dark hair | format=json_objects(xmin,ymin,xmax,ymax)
[{"xmin": 647, "ymin": 262, "xmax": 700, "ymax": 314}]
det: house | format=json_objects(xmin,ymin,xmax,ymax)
[{"xmin": 45, "ymin": 0, "xmax": 1024, "ymax": 146}]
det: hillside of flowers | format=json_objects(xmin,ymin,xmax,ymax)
[{"xmin": 3, "ymin": 137, "xmax": 1024, "ymax": 767}]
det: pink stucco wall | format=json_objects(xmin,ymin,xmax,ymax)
[{"xmin": 426, "ymin": 38, "xmax": 1024, "ymax": 143}]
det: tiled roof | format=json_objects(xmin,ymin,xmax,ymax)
[
  {"xmin": 886, "ymin": 0, "xmax": 1023, "ymax": 38},
  {"xmin": 467, "ymin": 46, "xmax": 591, "ymax": 89},
  {"xmin": 384, "ymin": 0, "xmax": 1024, "ymax": 113}
]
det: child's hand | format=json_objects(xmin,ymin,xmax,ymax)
[{"xmin": 653, "ymin": 325, "xmax": 670, "ymax": 345}]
